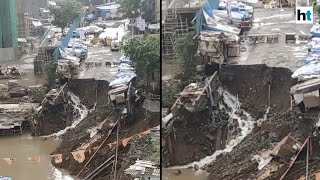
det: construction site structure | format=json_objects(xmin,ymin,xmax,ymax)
[
  {"xmin": 162, "ymin": 1, "xmax": 200, "ymax": 61},
  {"xmin": 33, "ymin": 46, "xmax": 56, "ymax": 75}
]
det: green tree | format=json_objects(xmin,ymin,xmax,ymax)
[
  {"xmin": 118, "ymin": 0, "xmax": 144, "ymax": 18},
  {"xmin": 316, "ymin": 5, "xmax": 320, "ymax": 21},
  {"xmin": 118, "ymin": 0, "xmax": 155, "ymax": 22},
  {"xmin": 121, "ymin": 34, "xmax": 160, "ymax": 85},
  {"xmin": 48, "ymin": 0, "xmax": 83, "ymax": 32},
  {"xmin": 43, "ymin": 61, "xmax": 57, "ymax": 90},
  {"xmin": 176, "ymin": 32, "xmax": 198, "ymax": 89}
]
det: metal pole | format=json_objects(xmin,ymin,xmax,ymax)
[
  {"xmin": 306, "ymin": 138, "xmax": 309, "ymax": 180},
  {"xmin": 113, "ymin": 121, "xmax": 119, "ymax": 180},
  {"xmin": 268, "ymin": 84, "xmax": 271, "ymax": 108},
  {"xmin": 290, "ymin": 96, "xmax": 293, "ymax": 111}
]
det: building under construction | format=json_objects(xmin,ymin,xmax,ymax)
[
  {"xmin": 0, "ymin": 0, "xmax": 18, "ymax": 61},
  {"xmin": 162, "ymin": 0, "xmax": 203, "ymax": 60}
]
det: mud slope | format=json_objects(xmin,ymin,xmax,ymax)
[
  {"xmin": 36, "ymin": 103, "xmax": 73, "ymax": 135},
  {"xmin": 68, "ymin": 78, "xmax": 110, "ymax": 108},
  {"xmin": 219, "ymin": 64, "xmax": 296, "ymax": 118},
  {"xmin": 163, "ymin": 109, "xmax": 215, "ymax": 167},
  {"xmin": 163, "ymin": 64, "xmax": 297, "ymax": 167},
  {"xmin": 52, "ymin": 108, "xmax": 160, "ymax": 179},
  {"xmin": 207, "ymin": 111, "xmax": 316, "ymax": 180}
]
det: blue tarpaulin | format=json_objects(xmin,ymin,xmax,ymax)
[
  {"xmin": 196, "ymin": 0, "xmax": 220, "ymax": 36},
  {"xmin": 204, "ymin": 1, "xmax": 213, "ymax": 17},
  {"xmin": 59, "ymin": 19, "xmax": 79, "ymax": 51},
  {"xmin": 54, "ymin": 19, "xmax": 80, "ymax": 60},
  {"xmin": 208, "ymin": 0, "xmax": 219, "ymax": 10},
  {"xmin": 196, "ymin": 10, "xmax": 203, "ymax": 36}
]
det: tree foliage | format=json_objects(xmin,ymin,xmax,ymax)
[
  {"xmin": 176, "ymin": 32, "xmax": 198, "ymax": 88},
  {"xmin": 316, "ymin": 5, "xmax": 320, "ymax": 19},
  {"xmin": 121, "ymin": 34, "xmax": 160, "ymax": 85},
  {"xmin": 43, "ymin": 61, "xmax": 57, "ymax": 90},
  {"xmin": 118, "ymin": 0, "xmax": 144, "ymax": 18},
  {"xmin": 162, "ymin": 82, "xmax": 178, "ymax": 108},
  {"xmin": 48, "ymin": 0, "xmax": 83, "ymax": 32}
]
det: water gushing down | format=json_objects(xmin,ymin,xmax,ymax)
[
  {"xmin": 52, "ymin": 168, "xmax": 74, "ymax": 180},
  {"xmin": 172, "ymin": 88, "xmax": 254, "ymax": 169},
  {"xmin": 44, "ymin": 92, "xmax": 88, "ymax": 138}
]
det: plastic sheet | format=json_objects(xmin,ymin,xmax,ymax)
[
  {"xmin": 119, "ymin": 56, "xmax": 133, "ymax": 65},
  {"xmin": 109, "ymin": 74, "xmax": 136, "ymax": 87},
  {"xmin": 203, "ymin": 10, "xmax": 241, "ymax": 34},
  {"xmin": 292, "ymin": 62, "xmax": 320, "ymax": 79}
]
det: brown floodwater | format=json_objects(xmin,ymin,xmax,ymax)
[
  {"xmin": 0, "ymin": 133, "xmax": 78, "ymax": 180},
  {"xmin": 162, "ymin": 168, "xmax": 209, "ymax": 180}
]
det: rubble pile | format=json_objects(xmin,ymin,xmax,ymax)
[
  {"xmin": 163, "ymin": 64, "xmax": 296, "ymax": 167},
  {"xmin": 31, "ymin": 88, "xmax": 75, "ymax": 135},
  {"xmin": 47, "ymin": 78, "xmax": 160, "ymax": 180},
  {"xmin": 162, "ymin": 109, "xmax": 215, "ymax": 167},
  {"xmin": 206, "ymin": 111, "xmax": 316, "ymax": 180}
]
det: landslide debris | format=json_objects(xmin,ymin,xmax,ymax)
[{"xmin": 207, "ymin": 111, "xmax": 316, "ymax": 180}]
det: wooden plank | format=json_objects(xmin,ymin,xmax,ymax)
[
  {"xmin": 315, "ymin": 172, "xmax": 320, "ymax": 180},
  {"xmin": 291, "ymin": 78, "xmax": 320, "ymax": 94},
  {"xmin": 280, "ymin": 137, "xmax": 310, "ymax": 180},
  {"xmin": 195, "ymin": 72, "xmax": 218, "ymax": 102}
]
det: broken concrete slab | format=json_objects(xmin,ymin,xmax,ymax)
[{"xmin": 291, "ymin": 78, "xmax": 320, "ymax": 94}]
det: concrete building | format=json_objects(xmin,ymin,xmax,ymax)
[
  {"xmin": 0, "ymin": 0, "xmax": 19, "ymax": 61},
  {"xmin": 16, "ymin": 0, "xmax": 48, "ymax": 19},
  {"xmin": 16, "ymin": 0, "xmax": 48, "ymax": 38}
]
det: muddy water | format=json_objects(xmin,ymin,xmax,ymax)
[
  {"xmin": 162, "ymin": 168, "xmax": 208, "ymax": 180},
  {"xmin": 0, "ymin": 134, "xmax": 77, "ymax": 180}
]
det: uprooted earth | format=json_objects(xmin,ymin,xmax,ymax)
[
  {"xmin": 162, "ymin": 64, "xmax": 320, "ymax": 180},
  {"xmin": 24, "ymin": 78, "xmax": 161, "ymax": 179}
]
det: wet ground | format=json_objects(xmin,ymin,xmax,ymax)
[
  {"xmin": 163, "ymin": 168, "xmax": 208, "ymax": 180},
  {"xmin": 238, "ymin": 8, "xmax": 312, "ymax": 71},
  {"xmin": 0, "ymin": 54, "xmax": 44, "ymax": 87},
  {"xmin": 78, "ymin": 46, "xmax": 122, "ymax": 82},
  {"xmin": 0, "ymin": 133, "xmax": 77, "ymax": 180}
]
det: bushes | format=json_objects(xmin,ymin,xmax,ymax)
[{"xmin": 43, "ymin": 61, "xmax": 57, "ymax": 90}]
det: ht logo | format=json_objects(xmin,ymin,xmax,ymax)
[{"xmin": 296, "ymin": 7, "xmax": 313, "ymax": 24}]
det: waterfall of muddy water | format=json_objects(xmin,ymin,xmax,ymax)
[
  {"xmin": 0, "ymin": 134, "xmax": 78, "ymax": 180},
  {"xmin": 44, "ymin": 92, "xmax": 88, "ymax": 138},
  {"xmin": 170, "ymin": 88, "xmax": 255, "ymax": 170}
]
